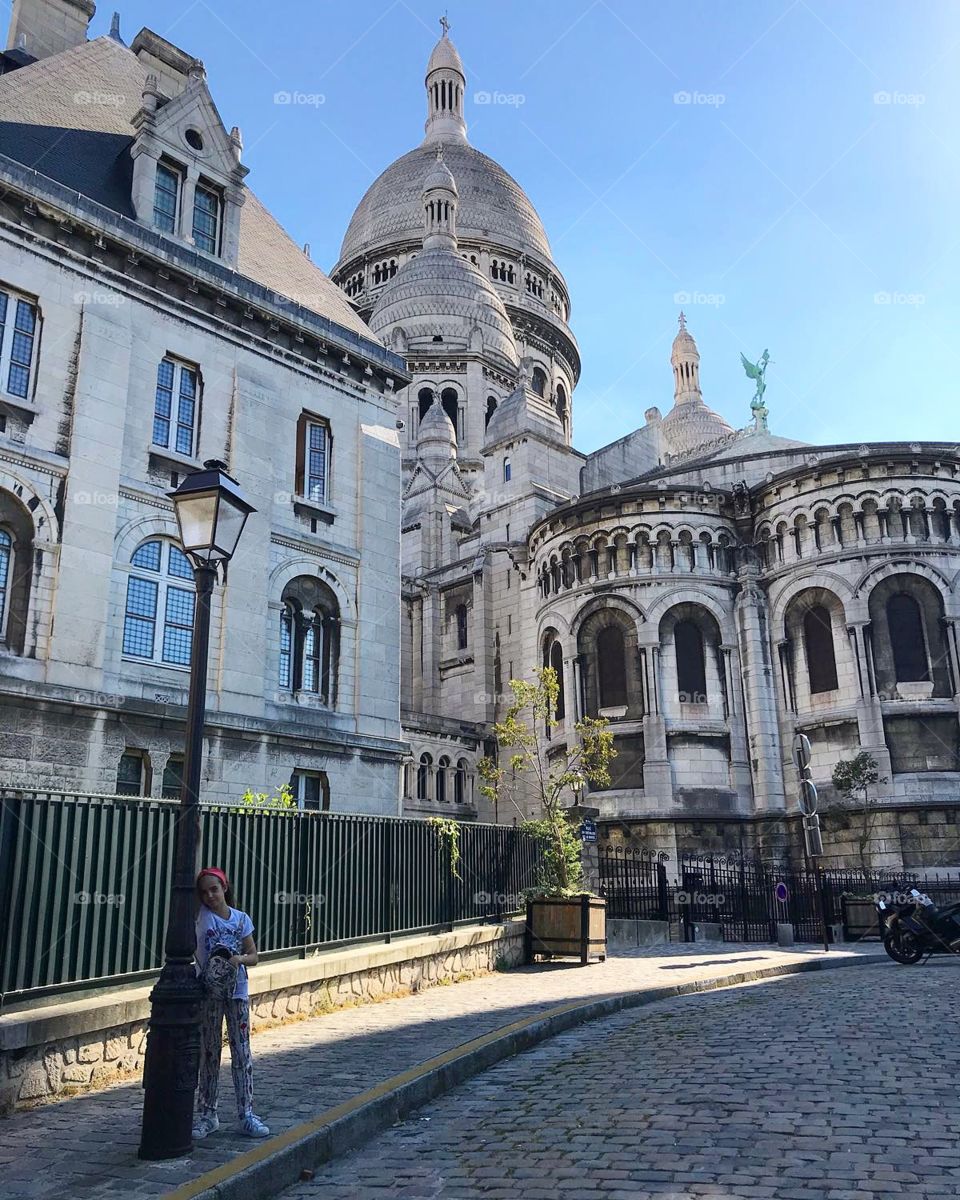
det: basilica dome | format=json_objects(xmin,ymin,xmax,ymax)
[{"xmin": 338, "ymin": 140, "xmax": 553, "ymax": 268}]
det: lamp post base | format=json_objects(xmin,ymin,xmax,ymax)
[{"xmin": 138, "ymin": 961, "xmax": 204, "ymax": 1160}]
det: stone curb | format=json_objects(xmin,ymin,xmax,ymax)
[{"xmin": 167, "ymin": 952, "xmax": 884, "ymax": 1200}]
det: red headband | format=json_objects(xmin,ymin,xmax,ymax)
[{"xmin": 197, "ymin": 867, "xmax": 229, "ymax": 890}]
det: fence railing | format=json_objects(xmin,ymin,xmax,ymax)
[
  {"xmin": 0, "ymin": 790, "xmax": 542, "ymax": 1003},
  {"xmin": 597, "ymin": 848, "xmax": 670, "ymax": 921}
]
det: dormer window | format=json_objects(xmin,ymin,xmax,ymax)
[
  {"xmin": 192, "ymin": 181, "xmax": 222, "ymax": 254},
  {"xmin": 153, "ymin": 161, "xmax": 182, "ymax": 234}
]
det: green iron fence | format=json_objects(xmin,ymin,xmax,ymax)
[{"xmin": 0, "ymin": 790, "xmax": 541, "ymax": 1004}]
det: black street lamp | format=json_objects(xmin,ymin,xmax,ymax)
[{"xmin": 139, "ymin": 460, "xmax": 255, "ymax": 1161}]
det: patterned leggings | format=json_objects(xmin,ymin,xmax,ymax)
[{"xmin": 196, "ymin": 995, "xmax": 254, "ymax": 1119}]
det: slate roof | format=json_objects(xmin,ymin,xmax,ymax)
[{"xmin": 0, "ymin": 35, "xmax": 373, "ymax": 340}]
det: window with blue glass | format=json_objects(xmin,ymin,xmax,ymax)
[
  {"xmin": 153, "ymin": 358, "xmax": 199, "ymax": 457},
  {"xmin": 0, "ymin": 288, "xmax": 39, "ymax": 400},
  {"xmin": 153, "ymin": 162, "xmax": 181, "ymax": 233},
  {"xmin": 0, "ymin": 527, "xmax": 11, "ymax": 640},
  {"xmin": 192, "ymin": 182, "xmax": 222, "ymax": 255},
  {"xmin": 123, "ymin": 540, "xmax": 195, "ymax": 666}
]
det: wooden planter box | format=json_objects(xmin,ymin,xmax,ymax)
[{"xmin": 525, "ymin": 895, "xmax": 607, "ymax": 964}]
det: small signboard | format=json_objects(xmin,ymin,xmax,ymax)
[
  {"xmin": 580, "ymin": 819, "xmax": 598, "ymax": 843},
  {"xmin": 774, "ymin": 881, "xmax": 789, "ymax": 904}
]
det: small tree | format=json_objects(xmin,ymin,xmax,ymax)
[
  {"xmin": 241, "ymin": 782, "xmax": 297, "ymax": 810},
  {"xmin": 830, "ymin": 751, "xmax": 886, "ymax": 877},
  {"xmin": 478, "ymin": 666, "xmax": 616, "ymax": 897}
]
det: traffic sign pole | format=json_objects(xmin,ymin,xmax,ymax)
[{"xmin": 794, "ymin": 733, "xmax": 829, "ymax": 953}]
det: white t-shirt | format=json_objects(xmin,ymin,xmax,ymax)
[{"xmin": 195, "ymin": 905, "xmax": 255, "ymax": 1000}]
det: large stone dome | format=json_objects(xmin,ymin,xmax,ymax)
[
  {"xmin": 337, "ymin": 140, "xmax": 553, "ymax": 267},
  {"xmin": 369, "ymin": 247, "xmax": 519, "ymax": 369}
]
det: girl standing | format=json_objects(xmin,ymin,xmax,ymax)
[{"xmin": 193, "ymin": 867, "xmax": 270, "ymax": 1139}]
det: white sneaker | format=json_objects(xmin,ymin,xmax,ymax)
[
  {"xmin": 192, "ymin": 1112, "xmax": 219, "ymax": 1139},
  {"xmin": 239, "ymin": 1112, "xmax": 270, "ymax": 1137}
]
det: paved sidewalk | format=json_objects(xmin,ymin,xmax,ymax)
[
  {"xmin": 0, "ymin": 941, "xmax": 881, "ymax": 1200},
  {"xmin": 292, "ymin": 959, "xmax": 960, "ymax": 1200}
]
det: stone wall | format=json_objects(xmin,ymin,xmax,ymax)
[{"xmin": 0, "ymin": 921, "xmax": 525, "ymax": 1113}]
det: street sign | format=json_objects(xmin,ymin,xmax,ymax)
[
  {"xmin": 580, "ymin": 819, "xmax": 597, "ymax": 843},
  {"xmin": 774, "ymin": 881, "xmax": 789, "ymax": 904},
  {"xmin": 803, "ymin": 813, "xmax": 824, "ymax": 858},
  {"xmin": 799, "ymin": 778, "xmax": 818, "ymax": 816},
  {"xmin": 794, "ymin": 732, "xmax": 818, "ymax": 815}
]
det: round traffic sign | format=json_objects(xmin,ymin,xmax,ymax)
[
  {"xmin": 799, "ymin": 777, "xmax": 818, "ymax": 816},
  {"xmin": 774, "ymin": 881, "xmax": 789, "ymax": 903}
]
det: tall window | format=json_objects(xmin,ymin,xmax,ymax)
[
  {"xmin": 887, "ymin": 593, "xmax": 928, "ymax": 682},
  {"xmin": 0, "ymin": 528, "xmax": 10, "ymax": 639},
  {"xmin": 153, "ymin": 358, "xmax": 199, "ymax": 457},
  {"xmin": 153, "ymin": 162, "xmax": 181, "ymax": 233},
  {"xmin": 116, "ymin": 751, "xmax": 148, "ymax": 796},
  {"xmin": 503, "ymin": 457, "xmax": 511, "ymax": 483},
  {"xmin": 192, "ymin": 181, "xmax": 222, "ymax": 254},
  {"xmin": 122, "ymin": 540, "xmax": 195, "ymax": 667},
  {"xmin": 532, "ymin": 367, "xmax": 547, "ymax": 397},
  {"xmin": 550, "ymin": 640, "xmax": 565, "ymax": 719},
  {"xmin": 485, "ymin": 396, "xmax": 498, "ymax": 429},
  {"xmin": 456, "ymin": 603, "xmax": 468, "ymax": 650},
  {"xmin": 597, "ymin": 625, "xmax": 627, "ymax": 709},
  {"xmin": 437, "ymin": 756, "xmax": 450, "ymax": 803},
  {"xmin": 296, "ymin": 414, "xmax": 331, "ymax": 504},
  {"xmin": 675, "ymin": 620, "xmax": 707, "ymax": 702},
  {"xmin": 417, "ymin": 753, "xmax": 433, "ymax": 800},
  {"xmin": 455, "ymin": 759, "xmax": 468, "ymax": 805},
  {"xmin": 0, "ymin": 288, "xmax": 38, "ymax": 400},
  {"xmin": 161, "ymin": 756, "xmax": 184, "ymax": 799},
  {"xmin": 278, "ymin": 577, "xmax": 340, "ymax": 704},
  {"xmin": 803, "ymin": 605, "xmax": 839, "ymax": 693}
]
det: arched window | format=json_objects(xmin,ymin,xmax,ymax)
[
  {"xmin": 454, "ymin": 759, "xmax": 468, "ymax": 805},
  {"xmin": 456, "ymin": 603, "xmax": 468, "ymax": 650},
  {"xmin": 440, "ymin": 387, "xmax": 459, "ymax": 440},
  {"xmin": 803, "ymin": 605, "xmax": 839, "ymax": 693},
  {"xmin": 550, "ymin": 640, "xmax": 565, "ymax": 719},
  {"xmin": 437, "ymin": 756, "xmax": 450, "ymax": 803},
  {"xmin": 122, "ymin": 540, "xmax": 195, "ymax": 667},
  {"xmin": 417, "ymin": 753, "xmax": 433, "ymax": 800},
  {"xmin": 418, "ymin": 387, "xmax": 434, "ymax": 422},
  {"xmin": 279, "ymin": 576, "xmax": 340, "ymax": 704},
  {"xmin": 0, "ymin": 528, "xmax": 11, "ymax": 640},
  {"xmin": 887, "ymin": 593, "xmax": 928, "ymax": 682},
  {"xmin": 503, "ymin": 457, "xmax": 511, "ymax": 483},
  {"xmin": 485, "ymin": 396, "xmax": 498, "ymax": 429},
  {"xmin": 556, "ymin": 383, "xmax": 568, "ymax": 431},
  {"xmin": 597, "ymin": 625, "xmax": 627, "ymax": 709},
  {"xmin": 531, "ymin": 367, "xmax": 547, "ymax": 397},
  {"xmin": 675, "ymin": 619, "xmax": 706, "ymax": 702}
]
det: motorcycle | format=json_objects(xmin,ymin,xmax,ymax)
[{"xmin": 876, "ymin": 888, "xmax": 960, "ymax": 964}]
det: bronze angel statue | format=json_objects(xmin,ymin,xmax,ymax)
[{"xmin": 740, "ymin": 349, "xmax": 770, "ymax": 410}]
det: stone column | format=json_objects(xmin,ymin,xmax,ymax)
[
  {"xmin": 641, "ymin": 642, "xmax": 671, "ymax": 805},
  {"xmin": 848, "ymin": 621, "xmax": 891, "ymax": 778},
  {"xmin": 734, "ymin": 565, "xmax": 786, "ymax": 812},
  {"xmin": 420, "ymin": 586, "xmax": 439, "ymax": 712}
]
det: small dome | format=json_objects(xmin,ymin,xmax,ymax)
[
  {"xmin": 427, "ymin": 33, "xmax": 465, "ymax": 76},
  {"xmin": 661, "ymin": 401, "xmax": 733, "ymax": 457},
  {"xmin": 418, "ymin": 396, "xmax": 457, "ymax": 448},
  {"xmin": 370, "ymin": 249, "xmax": 519, "ymax": 368},
  {"xmin": 423, "ymin": 152, "xmax": 457, "ymax": 195}
]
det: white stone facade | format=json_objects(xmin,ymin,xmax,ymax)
[{"xmin": 0, "ymin": 8, "xmax": 408, "ymax": 812}]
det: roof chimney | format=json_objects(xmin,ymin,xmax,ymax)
[{"xmin": 7, "ymin": 0, "xmax": 95, "ymax": 60}]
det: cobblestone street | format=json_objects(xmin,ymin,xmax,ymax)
[
  {"xmin": 0, "ymin": 943, "xmax": 874, "ymax": 1199},
  {"xmin": 287, "ymin": 960, "xmax": 960, "ymax": 1200}
]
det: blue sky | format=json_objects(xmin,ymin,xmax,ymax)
[{"xmin": 89, "ymin": 1, "xmax": 960, "ymax": 454}]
